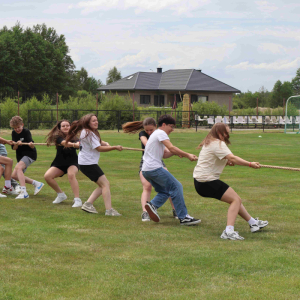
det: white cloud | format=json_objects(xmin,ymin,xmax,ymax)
[{"xmin": 226, "ymin": 58, "xmax": 300, "ymax": 71}]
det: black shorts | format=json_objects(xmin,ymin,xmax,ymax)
[
  {"xmin": 139, "ymin": 158, "xmax": 166, "ymax": 172},
  {"xmin": 51, "ymin": 164, "xmax": 79, "ymax": 177},
  {"xmin": 194, "ymin": 178, "xmax": 229, "ymax": 200},
  {"xmin": 79, "ymin": 164, "xmax": 104, "ymax": 182}
]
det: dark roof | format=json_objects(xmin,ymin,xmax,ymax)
[{"xmin": 98, "ymin": 69, "xmax": 240, "ymax": 93}]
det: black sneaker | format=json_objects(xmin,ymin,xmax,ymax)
[
  {"xmin": 180, "ymin": 214, "xmax": 201, "ymax": 226},
  {"xmin": 145, "ymin": 202, "xmax": 160, "ymax": 222},
  {"xmin": 172, "ymin": 209, "xmax": 179, "ymax": 219}
]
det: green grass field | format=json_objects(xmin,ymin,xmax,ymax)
[{"xmin": 1, "ymin": 129, "xmax": 300, "ymax": 300}]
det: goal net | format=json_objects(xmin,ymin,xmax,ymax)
[{"xmin": 284, "ymin": 95, "xmax": 300, "ymax": 134}]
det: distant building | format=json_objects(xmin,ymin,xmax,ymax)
[{"xmin": 97, "ymin": 68, "xmax": 240, "ymax": 109}]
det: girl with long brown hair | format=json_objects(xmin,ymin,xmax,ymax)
[
  {"xmin": 193, "ymin": 123, "xmax": 268, "ymax": 240},
  {"xmin": 66, "ymin": 114, "xmax": 122, "ymax": 216},
  {"xmin": 44, "ymin": 120, "xmax": 81, "ymax": 207},
  {"xmin": 123, "ymin": 117, "xmax": 177, "ymax": 221}
]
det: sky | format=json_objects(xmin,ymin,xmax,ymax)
[{"xmin": 1, "ymin": 0, "xmax": 300, "ymax": 93}]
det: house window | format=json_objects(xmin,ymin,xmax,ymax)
[
  {"xmin": 198, "ymin": 95, "xmax": 208, "ymax": 103},
  {"xmin": 191, "ymin": 95, "xmax": 198, "ymax": 103},
  {"xmin": 140, "ymin": 95, "xmax": 151, "ymax": 104},
  {"xmin": 154, "ymin": 95, "xmax": 165, "ymax": 107}
]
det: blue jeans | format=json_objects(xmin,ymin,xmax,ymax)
[{"xmin": 142, "ymin": 167, "xmax": 188, "ymax": 219}]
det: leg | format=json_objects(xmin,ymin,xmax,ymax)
[
  {"xmin": 163, "ymin": 167, "xmax": 175, "ymax": 209},
  {"xmin": 143, "ymin": 168, "xmax": 188, "ymax": 219},
  {"xmin": 0, "ymin": 156, "xmax": 13, "ymax": 180},
  {"xmin": 12, "ymin": 161, "xmax": 28, "ymax": 186},
  {"xmin": 44, "ymin": 167, "xmax": 64, "ymax": 193},
  {"xmin": 139, "ymin": 171, "xmax": 152, "ymax": 211},
  {"xmin": 67, "ymin": 166, "xmax": 79, "ymax": 198},
  {"xmin": 221, "ymin": 187, "xmax": 252, "ymax": 226}
]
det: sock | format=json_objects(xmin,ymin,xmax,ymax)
[
  {"xmin": 74, "ymin": 197, "xmax": 81, "ymax": 201},
  {"xmin": 5, "ymin": 180, "xmax": 11, "ymax": 188},
  {"xmin": 226, "ymin": 225, "xmax": 234, "ymax": 233},
  {"xmin": 57, "ymin": 192, "xmax": 66, "ymax": 197},
  {"xmin": 21, "ymin": 186, "xmax": 26, "ymax": 192},
  {"xmin": 32, "ymin": 180, "xmax": 39, "ymax": 187},
  {"xmin": 248, "ymin": 217, "xmax": 257, "ymax": 226}
]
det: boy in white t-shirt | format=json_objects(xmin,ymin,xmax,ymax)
[
  {"xmin": 142, "ymin": 115, "xmax": 201, "ymax": 226},
  {"xmin": 193, "ymin": 123, "xmax": 268, "ymax": 240}
]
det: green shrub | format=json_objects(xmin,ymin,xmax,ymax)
[{"xmin": 0, "ymin": 98, "xmax": 18, "ymax": 128}]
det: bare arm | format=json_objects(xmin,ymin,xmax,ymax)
[
  {"xmin": 140, "ymin": 136, "xmax": 148, "ymax": 147},
  {"xmin": 61, "ymin": 141, "xmax": 80, "ymax": 149},
  {"xmin": 162, "ymin": 140, "xmax": 197, "ymax": 161},
  {"xmin": 0, "ymin": 137, "xmax": 13, "ymax": 145},
  {"xmin": 163, "ymin": 148, "xmax": 174, "ymax": 158},
  {"xmin": 225, "ymin": 154, "xmax": 260, "ymax": 169},
  {"xmin": 95, "ymin": 145, "xmax": 122, "ymax": 152}
]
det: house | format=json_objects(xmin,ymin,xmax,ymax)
[{"xmin": 97, "ymin": 68, "xmax": 240, "ymax": 109}]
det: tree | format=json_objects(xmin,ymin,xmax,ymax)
[
  {"xmin": 291, "ymin": 68, "xmax": 300, "ymax": 95},
  {"xmin": 106, "ymin": 66, "xmax": 121, "ymax": 85},
  {"xmin": 269, "ymin": 80, "xmax": 293, "ymax": 108},
  {"xmin": 0, "ymin": 22, "xmax": 75, "ymax": 99}
]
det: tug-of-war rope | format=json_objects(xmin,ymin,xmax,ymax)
[
  {"xmin": 19, "ymin": 143, "xmax": 300, "ymax": 170},
  {"xmin": 20, "ymin": 143, "xmax": 144, "ymax": 151}
]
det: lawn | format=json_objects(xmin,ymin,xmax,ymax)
[{"xmin": 1, "ymin": 129, "xmax": 300, "ymax": 300}]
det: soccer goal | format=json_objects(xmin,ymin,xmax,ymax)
[{"xmin": 284, "ymin": 95, "xmax": 300, "ymax": 134}]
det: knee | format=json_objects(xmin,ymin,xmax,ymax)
[
  {"xmin": 0, "ymin": 165, "xmax": 4, "ymax": 173},
  {"xmin": 143, "ymin": 184, "xmax": 152, "ymax": 193},
  {"xmin": 234, "ymin": 196, "xmax": 242, "ymax": 206},
  {"xmin": 68, "ymin": 173, "xmax": 76, "ymax": 181},
  {"xmin": 44, "ymin": 173, "xmax": 51, "ymax": 182},
  {"xmin": 7, "ymin": 158, "xmax": 13, "ymax": 166}
]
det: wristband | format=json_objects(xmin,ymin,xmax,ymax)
[{"xmin": 249, "ymin": 162, "xmax": 251, "ymax": 167}]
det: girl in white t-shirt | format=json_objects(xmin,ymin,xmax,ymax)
[
  {"xmin": 66, "ymin": 114, "xmax": 123, "ymax": 216},
  {"xmin": 122, "ymin": 118, "xmax": 176, "ymax": 222},
  {"xmin": 193, "ymin": 123, "xmax": 268, "ymax": 240}
]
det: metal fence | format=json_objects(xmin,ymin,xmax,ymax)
[{"xmin": 27, "ymin": 109, "xmax": 196, "ymax": 130}]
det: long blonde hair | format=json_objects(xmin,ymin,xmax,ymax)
[{"xmin": 198, "ymin": 123, "xmax": 230, "ymax": 148}]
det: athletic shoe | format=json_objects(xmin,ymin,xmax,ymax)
[
  {"xmin": 2, "ymin": 186, "xmax": 18, "ymax": 195},
  {"xmin": 141, "ymin": 211, "xmax": 150, "ymax": 222},
  {"xmin": 105, "ymin": 208, "xmax": 122, "ymax": 216},
  {"xmin": 172, "ymin": 209, "xmax": 178, "ymax": 219},
  {"xmin": 0, "ymin": 193, "xmax": 7, "ymax": 198},
  {"xmin": 179, "ymin": 214, "xmax": 201, "ymax": 226},
  {"xmin": 72, "ymin": 198, "xmax": 82, "ymax": 208},
  {"xmin": 34, "ymin": 182, "xmax": 44, "ymax": 195},
  {"xmin": 145, "ymin": 201, "xmax": 160, "ymax": 222},
  {"xmin": 220, "ymin": 230, "xmax": 244, "ymax": 240},
  {"xmin": 250, "ymin": 218, "xmax": 269, "ymax": 233},
  {"xmin": 81, "ymin": 202, "xmax": 98, "ymax": 214},
  {"xmin": 53, "ymin": 193, "xmax": 67, "ymax": 204},
  {"xmin": 14, "ymin": 185, "xmax": 21, "ymax": 194},
  {"xmin": 15, "ymin": 191, "xmax": 29, "ymax": 199}
]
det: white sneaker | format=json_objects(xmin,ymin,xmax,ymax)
[
  {"xmin": 72, "ymin": 198, "xmax": 82, "ymax": 208},
  {"xmin": 53, "ymin": 193, "xmax": 67, "ymax": 204},
  {"xmin": 220, "ymin": 230, "xmax": 244, "ymax": 240},
  {"xmin": 0, "ymin": 193, "xmax": 7, "ymax": 198},
  {"xmin": 15, "ymin": 191, "xmax": 29, "ymax": 199},
  {"xmin": 14, "ymin": 185, "xmax": 21, "ymax": 194},
  {"xmin": 2, "ymin": 186, "xmax": 18, "ymax": 195},
  {"xmin": 250, "ymin": 218, "xmax": 269, "ymax": 233},
  {"xmin": 34, "ymin": 182, "xmax": 44, "ymax": 195}
]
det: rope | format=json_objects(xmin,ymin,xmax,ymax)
[
  {"xmin": 260, "ymin": 164, "xmax": 300, "ymax": 171},
  {"xmin": 20, "ymin": 143, "xmax": 144, "ymax": 151}
]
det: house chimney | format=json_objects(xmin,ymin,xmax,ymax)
[{"xmin": 157, "ymin": 67, "xmax": 162, "ymax": 73}]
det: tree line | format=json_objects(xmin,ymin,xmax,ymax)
[
  {"xmin": 233, "ymin": 69, "xmax": 300, "ymax": 109},
  {"xmin": 0, "ymin": 22, "xmax": 122, "ymax": 101}
]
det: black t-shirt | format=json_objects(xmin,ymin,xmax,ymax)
[
  {"xmin": 51, "ymin": 136, "xmax": 78, "ymax": 167},
  {"xmin": 12, "ymin": 128, "xmax": 37, "ymax": 162},
  {"xmin": 139, "ymin": 130, "xmax": 149, "ymax": 157}
]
